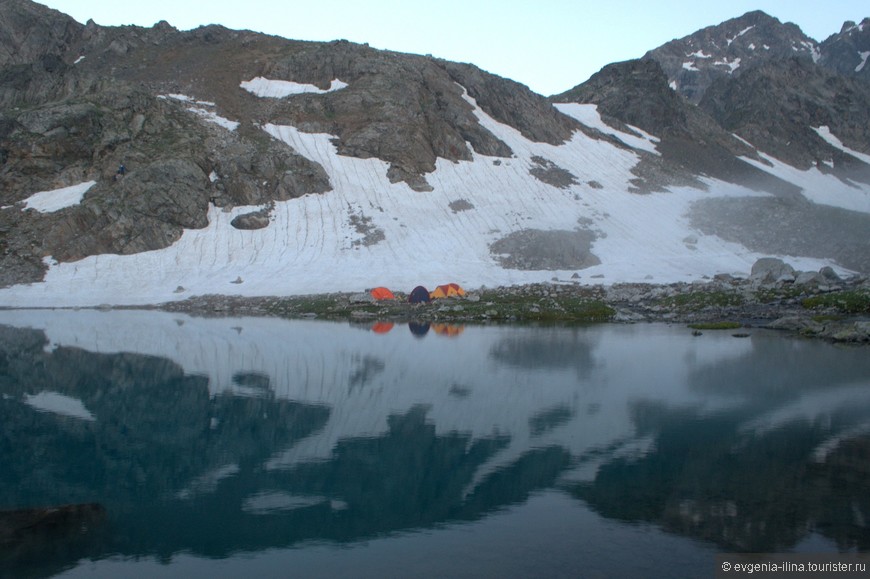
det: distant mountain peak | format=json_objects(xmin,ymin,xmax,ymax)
[{"xmin": 645, "ymin": 10, "xmax": 818, "ymax": 103}]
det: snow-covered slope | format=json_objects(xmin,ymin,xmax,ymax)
[{"xmin": 0, "ymin": 83, "xmax": 866, "ymax": 308}]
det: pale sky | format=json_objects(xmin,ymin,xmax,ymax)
[{"xmin": 38, "ymin": 0, "xmax": 869, "ymax": 95}]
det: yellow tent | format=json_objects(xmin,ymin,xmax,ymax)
[{"xmin": 430, "ymin": 283, "xmax": 466, "ymax": 299}]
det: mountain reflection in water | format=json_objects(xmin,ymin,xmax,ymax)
[{"xmin": 0, "ymin": 311, "xmax": 869, "ymax": 577}]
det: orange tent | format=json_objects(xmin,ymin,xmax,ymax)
[
  {"xmin": 429, "ymin": 283, "xmax": 466, "ymax": 299},
  {"xmin": 370, "ymin": 287, "xmax": 396, "ymax": 300}
]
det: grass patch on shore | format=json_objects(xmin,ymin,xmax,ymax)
[
  {"xmin": 657, "ymin": 291, "xmax": 744, "ymax": 311},
  {"xmin": 754, "ymin": 286, "xmax": 805, "ymax": 303},
  {"xmin": 801, "ymin": 290, "xmax": 870, "ymax": 314},
  {"xmin": 440, "ymin": 292, "xmax": 615, "ymax": 323},
  {"xmin": 263, "ymin": 291, "xmax": 615, "ymax": 323},
  {"xmin": 687, "ymin": 321, "xmax": 743, "ymax": 330}
]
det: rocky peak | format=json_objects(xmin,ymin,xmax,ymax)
[
  {"xmin": 645, "ymin": 10, "xmax": 818, "ymax": 103},
  {"xmin": 0, "ymin": 0, "xmax": 83, "ymax": 66},
  {"xmin": 818, "ymin": 17, "xmax": 870, "ymax": 81}
]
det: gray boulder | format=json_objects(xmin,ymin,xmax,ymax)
[
  {"xmin": 231, "ymin": 210, "xmax": 271, "ymax": 230},
  {"xmin": 750, "ymin": 257, "xmax": 795, "ymax": 284},
  {"xmin": 819, "ymin": 266, "xmax": 842, "ymax": 282},
  {"xmin": 794, "ymin": 271, "xmax": 824, "ymax": 287}
]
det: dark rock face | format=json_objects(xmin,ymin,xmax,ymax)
[
  {"xmin": 645, "ymin": 10, "xmax": 819, "ymax": 103},
  {"xmin": 818, "ymin": 18, "xmax": 870, "ymax": 82},
  {"xmin": 0, "ymin": 0, "xmax": 82, "ymax": 67},
  {"xmin": 699, "ymin": 57, "xmax": 870, "ymax": 172},
  {"xmin": 442, "ymin": 61, "xmax": 577, "ymax": 146}
]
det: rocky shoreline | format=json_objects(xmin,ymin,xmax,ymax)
[{"xmin": 154, "ymin": 259, "xmax": 870, "ymax": 344}]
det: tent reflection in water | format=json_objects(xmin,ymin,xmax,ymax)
[
  {"xmin": 429, "ymin": 283, "xmax": 466, "ymax": 299},
  {"xmin": 432, "ymin": 323, "xmax": 464, "ymax": 337},
  {"xmin": 408, "ymin": 286, "xmax": 431, "ymax": 303},
  {"xmin": 369, "ymin": 287, "xmax": 395, "ymax": 301},
  {"xmin": 370, "ymin": 321, "xmax": 395, "ymax": 334},
  {"xmin": 408, "ymin": 321, "xmax": 430, "ymax": 337}
]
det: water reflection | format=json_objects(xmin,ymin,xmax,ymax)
[
  {"xmin": 571, "ymin": 399, "xmax": 870, "ymax": 552},
  {"xmin": 489, "ymin": 327, "xmax": 597, "ymax": 378},
  {"xmin": 0, "ymin": 312, "xmax": 868, "ymax": 576}
]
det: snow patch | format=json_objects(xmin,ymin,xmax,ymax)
[
  {"xmin": 740, "ymin": 148, "xmax": 870, "ymax": 213},
  {"xmin": 159, "ymin": 94, "xmax": 215, "ymax": 107},
  {"xmin": 731, "ymin": 133, "xmax": 755, "ymax": 149},
  {"xmin": 682, "ymin": 61, "xmax": 700, "ymax": 72},
  {"xmin": 24, "ymin": 391, "xmax": 95, "ymax": 421},
  {"xmin": 240, "ymin": 77, "xmax": 348, "ymax": 98},
  {"xmin": 553, "ymin": 103, "xmax": 659, "ymax": 154},
  {"xmin": 21, "ymin": 181, "xmax": 96, "ymax": 213},
  {"xmin": 187, "ymin": 107, "xmax": 239, "ymax": 131},
  {"xmin": 74, "ymin": 55, "xmax": 85, "ymax": 64},
  {"xmin": 686, "ymin": 50, "xmax": 712, "ymax": 59},
  {"xmin": 726, "ymin": 26, "xmax": 754, "ymax": 46},
  {"xmin": 813, "ymin": 125, "xmax": 870, "ymax": 165},
  {"xmin": 856, "ymin": 51, "xmax": 870, "ymax": 73},
  {"xmin": 713, "ymin": 57, "xmax": 741, "ymax": 73},
  {"xmin": 158, "ymin": 94, "xmax": 238, "ymax": 130}
]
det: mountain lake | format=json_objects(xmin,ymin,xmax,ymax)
[{"xmin": 1, "ymin": 310, "xmax": 869, "ymax": 578}]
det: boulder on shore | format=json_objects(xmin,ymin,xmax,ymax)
[{"xmin": 750, "ymin": 257, "xmax": 795, "ymax": 284}]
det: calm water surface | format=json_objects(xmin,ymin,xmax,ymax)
[{"xmin": 1, "ymin": 310, "xmax": 869, "ymax": 578}]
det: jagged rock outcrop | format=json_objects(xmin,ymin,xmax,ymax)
[{"xmin": 818, "ymin": 18, "xmax": 870, "ymax": 81}]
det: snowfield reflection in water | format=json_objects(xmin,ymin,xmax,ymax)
[{"xmin": 0, "ymin": 310, "xmax": 869, "ymax": 577}]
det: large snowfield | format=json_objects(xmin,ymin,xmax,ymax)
[{"xmin": 1, "ymin": 80, "xmax": 868, "ymax": 307}]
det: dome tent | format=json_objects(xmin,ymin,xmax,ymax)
[
  {"xmin": 370, "ymin": 287, "xmax": 395, "ymax": 300},
  {"xmin": 408, "ymin": 286, "xmax": 431, "ymax": 303},
  {"xmin": 429, "ymin": 283, "xmax": 466, "ymax": 299}
]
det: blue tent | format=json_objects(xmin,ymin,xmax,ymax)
[{"xmin": 408, "ymin": 286, "xmax": 431, "ymax": 304}]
